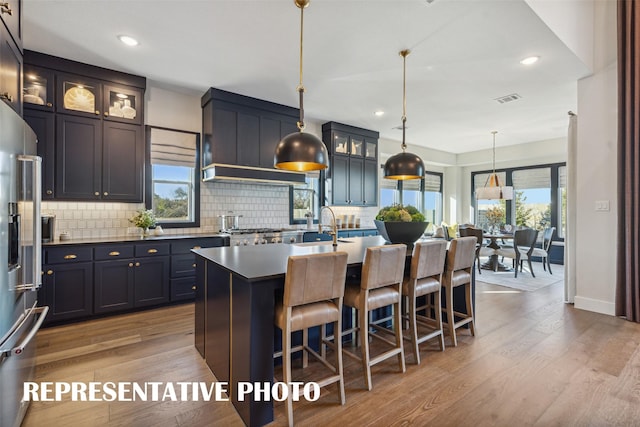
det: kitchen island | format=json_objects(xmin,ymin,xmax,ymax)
[{"xmin": 193, "ymin": 236, "xmax": 474, "ymax": 427}]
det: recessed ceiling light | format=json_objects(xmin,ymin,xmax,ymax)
[
  {"xmin": 374, "ymin": 110, "xmax": 385, "ymax": 117},
  {"xmin": 118, "ymin": 35, "xmax": 139, "ymax": 47},
  {"xmin": 520, "ymin": 56, "xmax": 540, "ymax": 65}
]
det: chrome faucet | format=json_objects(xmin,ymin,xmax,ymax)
[{"xmin": 319, "ymin": 206, "xmax": 338, "ymax": 247}]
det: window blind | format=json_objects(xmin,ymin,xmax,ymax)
[
  {"xmin": 424, "ymin": 173, "xmax": 441, "ymax": 192},
  {"xmin": 150, "ymin": 128, "xmax": 197, "ymax": 167},
  {"xmin": 512, "ymin": 167, "xmax": 551, "ymax": 189}
]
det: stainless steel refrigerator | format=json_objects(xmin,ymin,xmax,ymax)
[{"xmin": 0, "ymin": 100, "xmax": 48, "ymax": 427}]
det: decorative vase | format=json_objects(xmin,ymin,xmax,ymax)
[
  {"xmin": 141, "ymin": 227, "xmax": 149, "ymax": 238},
  {"xmin": 374, "ymin": 220, "xmax": 429, "ymax": 244}
]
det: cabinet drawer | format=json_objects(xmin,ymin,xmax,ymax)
[
  {"xmin": 171, "ymin": 253, "xmax": 196, "ymax": 278},
  {"xmin": 94, "ymin": 244, "xmax": 134, "ymax": 260},
  {"xmin": 135, "ymin": 242, "xmax": 170, "ymax": 257},
  {"xmin": 171, "ymin": 277, "xmax": 196, "ymax": 302},
  {"xmin": 45, "ymin": 246, "xmax": 93, "ymax": 264},
  {"xmin": 171, "ymin": 238, "xmax": 224, "ymax": 255}
]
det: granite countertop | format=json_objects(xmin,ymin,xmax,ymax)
[
  {"xmin": 42, "ymin": 232, "xmax": 230, "ymax": 247},
  {"xmin": 193, "ymin": 235, "xmax": 388, "ymax": 282}
]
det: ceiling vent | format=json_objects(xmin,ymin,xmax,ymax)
[{"xmin": 494, "ymin": 93, "xmax": 522, "ymax": 104}]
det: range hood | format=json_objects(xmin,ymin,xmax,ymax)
[{"xmin": 202, "ymin": 163, "xmax": 306, "ymax": 185}]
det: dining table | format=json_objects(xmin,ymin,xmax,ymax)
[{"xmin": 481, "ymin": 232, "xmax": 514, "ymax": 271}]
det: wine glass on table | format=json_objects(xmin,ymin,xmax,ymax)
[{"xmin": 504, "ymin": 224, "xmax": 513, "ymax": 234}]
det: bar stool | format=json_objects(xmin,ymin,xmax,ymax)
[
  {"xmin": 441, "ymin": 236, "xmax": 477, "ymax": 347},
  {"xmin": 342, "ymin": 244, "xmax": 407, "ymax": 391},
  {"xmin": 402, "ymin": 240, "xmax": 447, "ymax": 364},
  {"xmin": 274, "ymin": 251, "xmax": 349, "ymax": 426}
]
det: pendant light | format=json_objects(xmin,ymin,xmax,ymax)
[
  {"xmin": 475, "ymin": 131, "xmax": 514, "ymax": 200},
  {"xmin": 383, "ymin": 49, "xmax": 425, "ymax": 180},
  {"xmin": 274, "ymin": 0, "xmax": 328, "ymax": 172}
]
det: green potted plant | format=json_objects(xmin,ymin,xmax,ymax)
[
  {"xmin": 129, "ymin": 209, "xmax": 156, "ymax": 237},
  {"xmin": 374, "ymin": 204, "xmax": 429, "ymax": 244}
]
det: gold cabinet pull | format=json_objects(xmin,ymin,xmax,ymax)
[
  {"xmin": 191, "ymin": 286, "xmax": 196, "ymax": 291},
  {"xmin": 103, "ymin": 192, "xmax": 108, "ymax": 196},
  {"xmin": 108, "ymin": 251, "xmax": 120, "ymax": 256},
  {"xmin": 95, "ymin": 110, "xmax": 100, "ymax": 115},
  {"xmin": 147, "ymin": 248, "xmax": 158, "ymax": 254},
  {"xmin": 0, "ymin": 2, "xmax": 12, "ymax": 14},
  {"xmin": 192, "ymin": 246, "xmax": 201, "ymax": 250},
  {"xmin": 135, "ymin": 262, "xmax": 140, "ymax": 267},
  {"xmin": 47, "ymin": 270, "xmax": 53, "ymax": 275},
  {"xmin": 0, "ymin": 92, "xmax": 13, "ymax": 102},
  {"xmin": 63, "ymin": 254, "xmax": 77, "ymax": 260},
  {"xmin": 46, "ymin": 189, "xmax": 53, "ymax": 195},
  {"xmin": 128, "ymin": 263, "xmax": 134, "ymax": 267},
  {"xmin": 94, "ymin": 192, "xmax": 100, "ymax": 196},
  {"xmin": 192, "ymin": 263, "xmax": 196, "ymax": 268},
  {"xmin": 46, "ymin": 102, "xmax": 53, "ymax": 107}
]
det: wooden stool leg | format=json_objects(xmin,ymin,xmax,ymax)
[
  {"xmin": 408, "ymin": 293, "xmax": 420, "ymax": 364},
  {"xmin": 465, "ymin": 283, "xmax": 475, "ymax": 337},
  {"xmin": 434, "ymin": 290, "xmax": 445, "ymax": 351},
  {"xmin": 283, "ymin": 321, "xmax": 294, "ymax": 426},
  {"xmin": 302, "ymin": 328, "xmax": 309, "ymax": 368},
  {"xmin": 393, "ymin": 299, "xmax": 406, "ymax": 373},
  {"xmin": 334, "ymin": 317, "xmax": 346, "ymax": 405},
  {"xmin": 359, "ymin": 305, "xmax": 372, "ymax": 391},
  {"xmin": 445, "ymin": 284, "xmax": 457, "ymax": 347}
]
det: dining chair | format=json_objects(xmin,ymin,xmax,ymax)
[
  {"xmin": 401, "ymin": 240, "xmax": 447, "ymax": 364},
  {"xmin": 531, "ymin": 226, "xmax": 556, "ymax": 274},
  {"xmin": 441, "ymin": 236, "xmax": 477, "ymax": 347},
  {"xmin": 274, "ymin": 251, "xmax": 349, "ymax": 426},
  {"xmin": 495, "ymin": 228, "xmax": 539, "ymax": 278},
  {"xmin": 458, "ymin": 227, "xmax": 494, "ymax": 275},
  {"xmin": 342, "ymin": 244, "xmax": 407, "ymax": 390}
]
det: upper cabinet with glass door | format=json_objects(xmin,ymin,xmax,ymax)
[
  {"xmin": 102, "ymin": 84, "xmax": 143, "ymax": 124},
  {"xmin": 56, "ymin": 73, "xmax": 102, "ymax": 118},
  {"xmin": 365, "ymin": 137, "xmax": 377, "ymax": 159},
  {"xmin": 23, "ymin": 65, "xmax": 54, "ymax": 111}
]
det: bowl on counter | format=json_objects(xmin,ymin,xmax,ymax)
[{"xmin": 374, "ymin": 220, "xmax": 429, "ymax": 245}]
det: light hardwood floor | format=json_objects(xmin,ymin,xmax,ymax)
[{"xmin": 23, "ymin": 280, "xmax": 640, "ymax": 426}]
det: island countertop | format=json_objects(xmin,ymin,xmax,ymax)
[{"xmin": 192, "ymin": 235, "xmax": 389, "ymax": 282}]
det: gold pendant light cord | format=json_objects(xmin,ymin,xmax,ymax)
[
  {"xmin": 400, "ymin": 49, "xmax": 410, "ymax": 152},
  {"xmin": 296, "ymin": 3, "xmax": 306, "ymax": 131}
]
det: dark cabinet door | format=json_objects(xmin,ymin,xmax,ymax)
[
  {"xmin": 259, "ymin": 116, "xmax": 280, "ymax": 168},
  {"xmin": 212, "ymin": 107, "xmax": 237, "ymax": 164},
  {"xmin": 0, "ymin": 23, "xmax": 22, "ymax": 115},
  {"xmin": 331, "ymin": 155, "xmax": 349, "ymax": 206},
  {"xmin": 236, "ymin": 112, "xmax": 260, "ymax": 166},
  {"xmin": 134, "ymin": 256, "xmax": 170, "ymax": 307},
  {"xmin": 102, "ymin": 83, "xmax": 143, "ymax": 125},
  {"xmin": 56, "ymin": 114, "xmax": 101, "ymax": 200},
  {"xmin": 0, "ymin": 0, "xmax": 22, "ymax": 50},
  {"xmin": 171, "ymin": 277, "xmax": 196, "ymax": 302},
  {"xmin": 23, "ymin": 64, "xmax": 54, "ymax": 111},
  {"xmin": 40, "ymin": 262, "xmax": 93, "ymax": 323},
  {"xmin": 24, "ymin": 110, "xmax": 55, "ymax": 199},
  {"xmin": 94, "ymin": 259, "xmax": 135, "ymax": 313},
  {"xmin": 56, "ymin": 72, "xmax": 102, "ymax": 119},
  {"xmin": 363, "ymin": 159, "xmax": 378, "ymax": 206},
  {"xmin": 102, "ymin": 121, "xmax": 143, "ymax": 201},
  {"xmin": 349, "ymin": 157, "xmax": 364, "ymax": 205}
]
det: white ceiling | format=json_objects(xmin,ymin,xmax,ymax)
[{"xmin": 23, "ymin": 0, "xmax": 591, "ymax": 154}]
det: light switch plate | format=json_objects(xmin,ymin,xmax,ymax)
[{"xmin": 595, "ymin": 200, "xmax": 610, "ymax": 211}]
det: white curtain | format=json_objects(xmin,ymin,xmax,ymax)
[{"xmin": 565, "ymin": 113, "xmax": 577, "ymax": 303}]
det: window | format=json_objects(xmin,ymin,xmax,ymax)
[
  {"xmin": 290, "ymin": 172, "xmax": 321, "ymax": 225},
  {"xmin": 145, "ymin": 126, "xmax": 200, "ymax": 228},
  {"xmin": 471, "ymin": 163, "xmax": 565, "ymax": 240},
  {"xmin": 382, "ymin": 172, "xmax": 443, "ymax": 228}
]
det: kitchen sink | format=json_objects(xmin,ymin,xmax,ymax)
[{"xmin": 291, "ymin": 239, "xmax": 352, "ymax": 247}]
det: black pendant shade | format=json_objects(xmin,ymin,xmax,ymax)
[
  {"xmin": 274, "ymin": 131, "xmax": 328, "ymax": 171},
  {"xmin": 383, "ymin": 49, "xmax": 425, "ymax": 180},
  {"xmin": 273, "ymin": 0, "xmax": 329, "ymax": 172},
  {"xmin": 383, "ymin": 151, "xmax": 425, "ymax": 180}
]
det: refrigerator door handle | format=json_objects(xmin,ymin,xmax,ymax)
[
  {"xmin": 17, "ymin": 154, "xmax": 42, "ymax": 291},
  {"xmin": 0, "ymin": 301, "xmax": 49, "ymax": 360}
]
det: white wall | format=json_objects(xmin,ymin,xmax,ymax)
[{"xmin": 572, "ymin": 0, "xmax": 618, "ymax": 315}]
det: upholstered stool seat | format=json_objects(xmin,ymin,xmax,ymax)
[
  {"xmin": 342, "ymin": 244, "xmax": 407, "ymax": 391},
  {"xmin": 442, "ymin": 236, "xmax": 477, "ymax": 347},
  {"xmin": 274, "ymin": 251, "xmax": 348, "ymax": 426},
  {"xmin": 401, "ymin": 240, "xmax": 447, "ymax": 364}
]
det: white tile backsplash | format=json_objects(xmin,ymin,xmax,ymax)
[{"xmin": 42, "ymin": 181, "xmax": 381, "ymax": 240}]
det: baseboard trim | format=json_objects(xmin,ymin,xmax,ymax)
[{"xmin": 574, "ymin": 296, "xmax": 615, "ymax": 316}]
